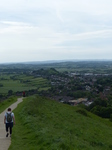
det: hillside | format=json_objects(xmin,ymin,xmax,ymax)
[{"xmin": 9, "ymin": 96, "xmax": 112, "ymax": 150}]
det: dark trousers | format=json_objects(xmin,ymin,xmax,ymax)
[{"xmin": 6, "ymin": 122, "xmax": 13, "ymax": 134}]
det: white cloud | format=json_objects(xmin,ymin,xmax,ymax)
[
  {"xmin": 0, "ymin": 0, "xmax": 112, "ymax": 62},
  {"xmin": 1, "ymin": 21, "xmax": 29, "ymax": 26}
]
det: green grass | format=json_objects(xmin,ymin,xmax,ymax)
[
  {"xmin": 0, "ymin": 79, "xmax": 36, "ymax": 94},
  {"xmin": 9, "ymin": 95, "xmax": 112, "ymax": 150},
  {"xmin": 0, "ymin": 75, "xmax": 49, "ymax": 94},
  {"xmin": 0, "ymin": 74, "xmax": 11, "ymax": 79},
  {"xmin": 38, "ymin": 87, "xmax": 51, "ymax": 91},
  {"xmin": 0, "ymin": 96, "xmax": 17, "ymax": 113},
  {"xmin": 28, "ymin": 78, "xmax": 48, "ymax": 87}
]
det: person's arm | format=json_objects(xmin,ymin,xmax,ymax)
[
  {"xmin": 4, "ymin": 115, "xmax": 6, "ymax": 124},
  {"xmin": 13, "ymin": 115, "xmax": 15, "ymax": 125}
]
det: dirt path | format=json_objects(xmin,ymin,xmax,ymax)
[{"xmin": 0, "ymin": 97, "xmax": 23, "ymax": 150}]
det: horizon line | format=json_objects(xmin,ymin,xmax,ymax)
[{"xmin": 0, "ymin": 59, "xmax": 112, "ymax": 64}]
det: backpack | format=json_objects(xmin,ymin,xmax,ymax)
[{"xmin": 7, "ymin": 112, "xmax": 12, "ymax": 123}]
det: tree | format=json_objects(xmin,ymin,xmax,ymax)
[
  {"xmin": 0, "ymin": 84, "xmax": 3, "ymax": 87},
  {"xmin": 8, "ymin": 90, "xmax": 13, "ymax": 96}
]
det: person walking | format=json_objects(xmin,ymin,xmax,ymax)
[{"xmin": 4, "ymin": 108, "xmax": 15, "ymax": 137}]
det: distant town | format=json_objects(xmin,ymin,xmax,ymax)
[{"xmin": 30, "ymin": 68, "xmax": 112, "ymax": 106}]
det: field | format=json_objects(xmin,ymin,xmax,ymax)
[
  {"xmin": 0, "ymin": 74, "xmax": 49, "ymax": 94},
  {"xmin": 9, "ymin": 95, "xmax": 112, "ymax": 150}
]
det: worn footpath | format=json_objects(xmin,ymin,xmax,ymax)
[{"xmin": 0, "ymin": 98, "xmax": 23, "ymax": 150}]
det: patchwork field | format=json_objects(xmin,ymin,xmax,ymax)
[{"xmin": 0, "ymin": 74, "xmax": 49, "ymax": 94}]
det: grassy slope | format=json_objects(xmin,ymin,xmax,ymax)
[
  {"xmin": 9, "ymin": 96, "xmax": 112, "ymax": 150},
  {"xmin": 0, "ymin": 97, "xmax": 17, "ymax": 113}
]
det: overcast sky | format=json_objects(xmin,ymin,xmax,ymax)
[{"xmin": 0, "ymin": 0, "xmax": 112, "ymax": 63}]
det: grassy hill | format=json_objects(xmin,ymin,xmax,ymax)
[{"xmin": 9, "ymin": 96, "xmax": 112, "ymax": 150}]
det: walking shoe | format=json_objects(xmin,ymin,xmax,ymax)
[{"xmin": 6, "ymin": 133, "xmax": 9, "ymax": 137}]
